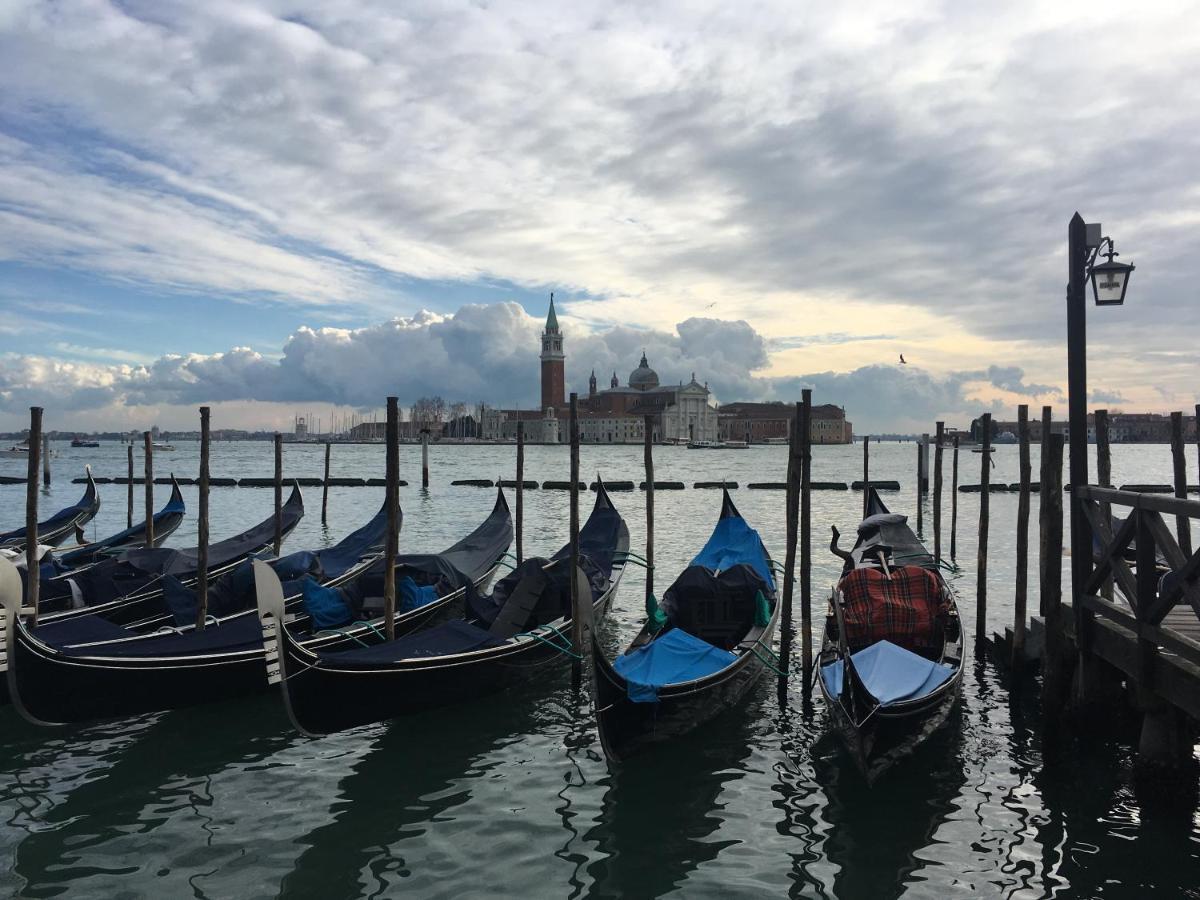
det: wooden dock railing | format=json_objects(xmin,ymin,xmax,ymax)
[{"xmin": 1070, "ymin": 485, "xmax": 1200, "ymax": 723}]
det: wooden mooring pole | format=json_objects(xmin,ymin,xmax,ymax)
[
  {"xmin": 321, "ymin": 441, "xmax": 331, "ymax": 526},
  {"xmin": 41, "ymin": 435, "xmax": 50, "ymax": 486},
  {"xmin": 126, "ymin": 444, "xmax": 134, "ymax": 529},
  {"xmin": 950, "ymin": 436, "xmax": 959, "ymax": 560},
  {"xmin": 143, "ymin": 432, "xmax": 154, "ymax": 547},
  {"xmin": 1040, "ymin": 433, "xmax": 1066, "ymax": 712},
  {"xmin": 862, "ymin": 435, "xmax": 870, "ymax": 516},
  {"xmin": 780, "ymin": 402, "xmax": 801, "ymax": 687},
  {"xmin": 384, "ymin": 397, "xmax": 399, "ymax": 640},
  {"xmin": 516, "ymin": 420, "xmax": 525, "ymax": 565},
  {"xmin": 1171, "ymin": 411, "xmax": 1192, "ymax": 556},
  {"xmin": 1039, "ymin": 406, "xmax": 1053, "ymax": 612},
  {"xmin": 976, "ymin": 413, "xmax": 991, "ymax": 647},
  {"xmin": 1095, "ymin": 409, "xmax": 1113, "ymax": 600},
  {"xmin": 568, "ymin": 394, "xmax": 582, "ymax": 686},
  {"xmin": 916, "ymin": 439, "xmax": 924, "ymax": 536},
  {"xmin": 933, "ymin": 422, "xmax": 944, "ymax": 564},
  {"xmin": 25, "ymin": 407, "xmax": 42, "ymax": 624},
  {"xmin": 1013, "ymin": 405, "xmax": 1031, "ymax": 667},
  {"xmin": 273, "ymin": 433, "xmax": 283, "ymax": 557},
  {"xmin": 195, "ymin": 407, "xmax": 211, "ymax": 631},
  {"xmin": 421, "ymin": 429, "xmax": 430, "ymax": 489},
  {"xmin": 800, "ymin": 389, "xmax": 813, "ymax": 690},
  {"xmin": 643, "ymin": 415, "xmax": 654, "ymax": 616}
]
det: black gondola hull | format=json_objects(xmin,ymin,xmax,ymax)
[
  {"xmin": 2, "ymin": 572, "xmax": 485, "ymax": 725},
  {"xmin": 278, "ymin": 584, "xmax": 619, "ymax": 736},
  {"xmin": 593, "ymin": 615, "xmax": 776, "ymax": 762}
]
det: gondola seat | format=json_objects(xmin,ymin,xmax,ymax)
[
  {"xmin": 613, "ymin": 628, "xmax": 738, "ymax": 703},
  {"xmin": 837, "ymin": 565, "xmax": 945, "ymax": 653},
  {"xmin": 660, "ymin": 563, "xmax": 768, "ymax": 650},
  {"xmin": 820, "ymin": 639, "xmax": 953, "ymax": 705}
]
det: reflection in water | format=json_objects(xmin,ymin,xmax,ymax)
[
  {"xmin": 281, "ymin": 690, "xmax": 549, "ymax": 898},
  {"xmin": 584, "ymin": 696, "xmax": 758, "ymax": 899},
  {"xmin": 10, "ymin": 695, "xmax": 298, "ymax": 894},
  {"xmin": 813, "ymin": 706, "xmax": 967, "ymax": 900}
]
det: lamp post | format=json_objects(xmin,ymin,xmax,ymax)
[{"xmin": 1066, "ymin": 212, "xmax": 1134, "ymax": 668}]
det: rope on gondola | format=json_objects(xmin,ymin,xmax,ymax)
[
  {"xmin": 515, "ymin": 622, "xmax": 582, "ymax": 660},
  {"xmin": 314, "ymin": 619, "xmax": 388, "ymax": 647},
  {"xmin": 747, "ymin": 638, "xmax": 790, "ymax": 680}
]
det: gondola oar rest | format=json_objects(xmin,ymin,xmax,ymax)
[{"xmin": 487, "ymin": 568, "xmax": 548, "ymax": 638}]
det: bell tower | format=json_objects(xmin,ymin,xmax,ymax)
[{"xmin": 540, "ymin": 293, "xmax": 565, "ymax": 411}]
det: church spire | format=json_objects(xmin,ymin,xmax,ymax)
[{"xmin": 545, "ymin": 292, "xmax": 560, "ymax": 334}]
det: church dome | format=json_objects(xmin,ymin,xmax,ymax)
[{"xmin": 629, "ymin": 352, "xmax": 659, "ymax": 391}]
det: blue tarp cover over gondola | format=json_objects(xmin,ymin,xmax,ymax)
[
  {"xmin": 612, "ymin": 629, "xmax": 737, "ymax": 703},
  {"xmin": 820, "ymin": 639, "xmax": 953, "ymax": 705},
  {"xmin": 690, "ymin": 514, "xmax": 776, "ymax": 589}
]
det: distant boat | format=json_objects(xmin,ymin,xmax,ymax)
[
  {"xmin": 0, "ymin": 445, "xmax": 29, "ymax": 459},
  {"xmin": 993, "ymin": 431, "xmax": 1018, "ymax": 444},
  {"xmin": 152, "ymin": 442, "xmax": 176, "ymax": 451},
  {"xmin": 687, "ymin": 440, "xmax": 748, "ymax": 450},
  {"xmin": 71, "ymin": 438, "xmax": 101, "ymax": 448}
]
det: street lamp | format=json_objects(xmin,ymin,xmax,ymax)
[
  {"xmin": 1089, "ymin": 240, "xmax": 1135, "ymax": 306},
  {"xmin": 1065, "ymin": 212, "xmax": 1135, "ymax": 684}
]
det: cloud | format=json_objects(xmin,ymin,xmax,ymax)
[
  {"xmin": 0, "ymin": 303, "xmax": 998, "ymax": 432},
  {"xmin": 1090, "ymin": 388, "xmax": 1127, "ymax": 405},
  {"xmin": 974, "ymin": 365, "xmax": 1062, "ymax": 399},
  {"xmin": 0, "ymin": 0, "xmax": 1195, "ymax": 349}
]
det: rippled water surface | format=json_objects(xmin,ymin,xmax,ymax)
[{"xmin": 2, "ymin": 440, "xmax": 1199, "ymax": 898}]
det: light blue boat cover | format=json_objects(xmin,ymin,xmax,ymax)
[
  {"xmin": 691, "ymin": 516, "xmax": 776, "ymax": 589},
  {"xmin": 613, "ymin": 628, "xmax": 738, "ymax": 703},
  {"xmin": 820, "ymin": 640, "xmax": 952, "ymax": 706}
]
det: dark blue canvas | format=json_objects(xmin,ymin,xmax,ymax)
[{"xmin": 613, "ymin": 628, "xmax": 738, "ymax": 703}]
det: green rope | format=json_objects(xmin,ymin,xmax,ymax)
[
  {"xmin": 515, "ymin": 622, "xmax": 582, "ymax": 660},
  {"xmin": 350, "ymin": 620, "xmax": 389, "ymax": 641},
  {"xmin": 314, "ymin": 626, "xmax": 371, "ymax": 647},
  {"xmin": 749, "ymin": 646, "xmax": 789, "ymax": 679}
]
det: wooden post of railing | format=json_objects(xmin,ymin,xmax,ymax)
[
  {"xmin": 195, "ymin": 407, "xmax": 211, "ymax": 631},
  {"xmin": 643, "ymin": 415, "xmax": 654, "ymax": 616},
  {"xmin": 321, "ymin": 441, "xmax": 331, "ymax": 526},
  {"xmin": 934, "ymin": 422, "xmax": 944, "ymax": 564},
  {"xmin": 1195, "ymin": 403, "xmax": 1200, "ymax": 501},
  {"xmin": 976, "ymin": 413, "xmax": 991, "ymax": 646},
  {"xmin": 516, "ymin": 420, "xmax": 525, "ymax": 565},
  {"xmin": 143, "ymin": 432, "xmax": 154, "ymax": 547},
  {"xmin": 568, "ymin": 394, "xmax": 582, "ymax": 686},
  {"xmin": 1013, "ymin": 405, "xmax": 1031, "ymax": 667},
  {"xmin": 862, "ymin": 435, "xmax": 870, "ymax": 516},
  {"xmin": 1095, "ymin": 409, "xmax": 1113, "ymax": 600},
  {"xmin": 1171, "ymin": 412, "xmax": 1192, "ymax": 556},
  {"xmin": 950, "ymin": 436, "xmax": 959, "ymax": 560},
  {"xmin": 126, "ymin": 444, "xmax": 134, "ymax": 529},
  {"xmin": 384, "ymin": 397, "xmax": 399, "ymax": 640},
  {"xmin": 1040, "ymin": 433, "xmax": 1067, "ymax": 712},
  {"xmin": 41, "ymin": 435, "xmax": 50, "ymax": 486},
  {"xmin": 25, "ymin": 407, "xmax": 42, "ymax": 624},
  {"xmin": 273, "ymin": 433, "xmax": 283, "ymax": 556},
  {"xmin": 799, "ymin": 390, "xmax": 813, "ymax": 690}
]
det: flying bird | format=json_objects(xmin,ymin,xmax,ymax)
[
  {"xmin": 899, "ymin": 354, "xmax": 907, "ymax": 365},
  {"xmin": 705, "ymin": 302, "xmax": 717, "ymax": 310}
]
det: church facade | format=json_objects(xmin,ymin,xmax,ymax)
[{"xmin": 480, "ymin": 297, "xmax": 720, "ymax": 443}]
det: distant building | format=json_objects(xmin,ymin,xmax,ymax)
[
  {"xmin": 991, "ymin": 413, "xmax": 1195, "ymax": 443},
  {"xmin": 718, "ymin": 401, "xmax": 853, "ymax": 444}
]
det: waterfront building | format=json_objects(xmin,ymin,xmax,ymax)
[{"xmin": 718, "ymin": 401, "xmax": 853, "ymax": 444}]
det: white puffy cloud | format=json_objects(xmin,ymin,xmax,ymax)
[{"xmin": 0, "ymin": 302, "xmax": 1064, "ymax": 432}]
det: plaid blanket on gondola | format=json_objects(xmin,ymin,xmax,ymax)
[{"xmin": 837, "ymin": 565, "xmax": 946, "ymax": 652}]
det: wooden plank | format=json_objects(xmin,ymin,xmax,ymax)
[
  {"xmin": 1079, "ymin": 501, "xmax": 1138, "ymax": 604},
  {"xmin": 1077, "ymin": 486, "xmax": 1200, "ymax": 519}
]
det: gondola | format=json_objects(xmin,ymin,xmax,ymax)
[
  {"xmin": 817, "ymin": 488, "xmax": 964, "ymax": 783},
  {"xmin": 51, "ymin": 476, "xmax": 186, "ymax": 570},
  {"xmin": 260, "ymin": 482, "xmax": 627, "ymax": 737},
  {"xmin": 0, "ymin": 469, "xmax": 100, "ymax": 550},
  {"xmin": 591, "ymin": 488, "xmax": 778, "ymax": 762},
  {"xmin": 29, "ymin": 483, "xmax": 306, "ymax": 626},
  {"xmin": 1, "ymin": 488, "xmax": 511, "ymax": 725}
]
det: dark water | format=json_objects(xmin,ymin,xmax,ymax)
[{"xmin": 1, "ymin": 441, "xmax": 1198, "ymax": 898}]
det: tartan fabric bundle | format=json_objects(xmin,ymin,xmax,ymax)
[{"xmin": 837, "ymin": 565, "xmax": 946, "ymax": 652}]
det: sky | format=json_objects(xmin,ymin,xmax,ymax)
[{"xmin": 0, "ymin": 0, "xmax": 1197, "ymax": 434}]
